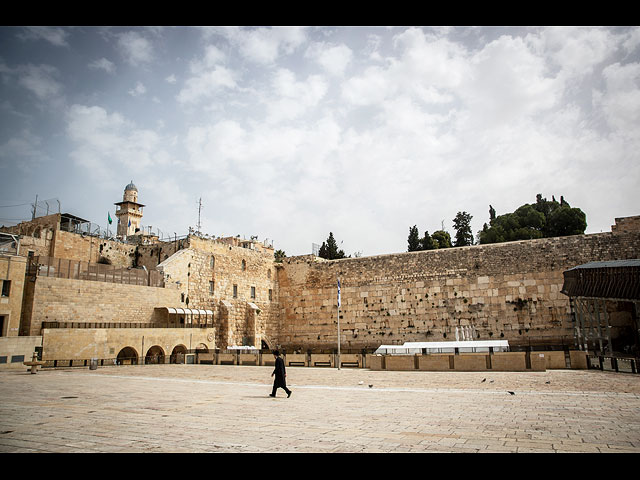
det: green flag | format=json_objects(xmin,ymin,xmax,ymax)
[{"xmin": 108, "ymin": 212, "xmax": 112, "ymax": 225}]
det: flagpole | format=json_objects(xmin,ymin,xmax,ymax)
[{"xmin": 337, "ymin": 276, "xmax": 341, "ymax": 370}]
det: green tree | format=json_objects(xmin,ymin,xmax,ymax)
[
  {"xmin": 431, "ymin": 230, "xmax": 452, "ymax": 249},
  {"xmin": 421, "ymin": 231, "xmax": 437, "ymax": 250},
  {"xmin": 274, "ymin": 249, "xmax": 286, "ymax": 262},
  {"xmin": 407, "ymin": 225, "xmax": 421, "ymax": 252},
  {"xmin": 546, "ymin": 205, "xmax": 587, "ymax": 237},
  {"xmin": 319, "ymin": 232, "xmax": 346, "ymax": 259},
  {"xmin": 452, "ymin": 211, "xmax": 474, "ymax": 247},
  {"xmin": 480, "ymin": 194, "xmax": 587, "ymax": 244},
  {"xmin": 318, "ymin": 242, "xmax": 327, "ymax": 258}
]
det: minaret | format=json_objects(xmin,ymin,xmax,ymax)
[{"xmin": 114, "ymin": 181, "xmax": 145, "ymax": 238}]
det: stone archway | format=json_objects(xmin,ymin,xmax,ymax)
[
  {"xmin": 145, "ymin": 345, "xmax": 165, "ymax": 364},
  {"xmin": 117, "ymin": 346, "xmax": 138, "ymax": 365},
  {"xmin": 170, "ymin": 344, "xmax": 188, "ymax": 364}
]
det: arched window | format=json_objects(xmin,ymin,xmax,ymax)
[
  {"xmin": 241, "ymin": 259, "xmax": 246, "ymax": 271},
  {"xmin": 210, "ymin": 255, "xmax": 215, "ymax": 269}
]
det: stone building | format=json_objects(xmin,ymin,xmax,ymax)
[
  {"xmin": 115, "ymin": 181, "xmax": 144, "ymax": 238},
  {"xmin": 0, "ymin": 181, "xmax": 639, "ymax": 367}
]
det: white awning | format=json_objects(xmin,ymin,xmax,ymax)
[
  {"xmin": 220, "ymin": 300, "xmax": 233, "ymax": 308},
  {"xmin": 247, "ymin": 302, "xmax": 260, "ymax": 310},
  {"xmin": 158, "ymin": 307, "xmax": 214, "ymax": 316}
]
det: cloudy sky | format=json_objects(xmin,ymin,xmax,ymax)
[{"xmin": 0, "ymin": 26, "xmax": 639, "ymax": 257}]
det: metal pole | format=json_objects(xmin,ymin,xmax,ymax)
[
  {"xmin": 586, "ymin": 299, "xmax": 598, "ymax": 353},
  {"xmin": 603, "ymin": 299, "xmax": 613, "ymax": 355},
  {"xmin": 576, "ymin": 298, "xmax": 588, "ymax": 352},
  {"xmin": 594, "ymin": 299, "xmax": 604, "ymax": 354},
  {"xmin": 337, "ymin": 277, "xmax": 341, "ymax": 370}
]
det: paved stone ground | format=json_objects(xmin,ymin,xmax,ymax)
[{"xmin": 1, "ymin": 364, "xmax": 639, "ymax": 453}]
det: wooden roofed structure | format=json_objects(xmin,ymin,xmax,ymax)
[{"xmin": 561, "ymin": 260, "xmax": 640, "ymax": 356}]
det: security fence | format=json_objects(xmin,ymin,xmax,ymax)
[{"xmin": 29, "ymin": 255, "xmax": 164, "ymax": 287}]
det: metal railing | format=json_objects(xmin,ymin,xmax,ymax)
[
  {"xmin": 29, "ymin": 255, "xmax": 164, "ymax": 287},
  {"xmin": 587, "ymin": 354, "xmax": 639, "ymax": 374},
  {"xmin": 41, "ymin": 321, "xmax": 212, "ymax": 329}
]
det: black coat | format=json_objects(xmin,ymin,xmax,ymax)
[{"xmin": 272, "ymin": 356, "xmax": 287, "ymax": 387}]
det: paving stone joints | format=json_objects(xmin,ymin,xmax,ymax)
[{"xmin": 1, "ymin": 364, "xmax": 639, "ymax": 453}]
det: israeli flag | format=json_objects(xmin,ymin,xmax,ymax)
[{"xmin": 337, "ymin": 278, "xmax": 341, "ymax": 307}]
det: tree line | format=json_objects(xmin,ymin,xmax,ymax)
[
  {"xmin": 407, "ymin": 193, "xmax": 587, "ymax": 252},
  {"xmin": 274, "ymin": 231, "xmax": 351, "ymax": 262}
]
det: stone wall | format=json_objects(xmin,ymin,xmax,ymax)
[
  {"xmin": 0, "ymin": 254, "xmax": 26, "ymax": 337},
  {"xmin": 611, "ymin": 215, "xmax": 640, "ymax": 234},
  {"xmin": 156, "ymin": 235, "xmax": 279, "ymax": 349},
  {"xmin": 276, "ymin": 225, "xmax": 640, "ymax": 351},
  {"xmin": 21, "ymin": 276, "xmax": 182, "ymax": 336},
  {"xmin": 51, "ymin": 230, "xmax": 137, "ymax": 267},
  {"xmin": 0, "ymin": 336, "xmax": 42, "ymax": 368},
  {"xmin": 41, "ymin": 327, "xmax": 214, "ymax": 361}
]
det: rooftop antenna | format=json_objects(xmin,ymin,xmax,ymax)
[{"xmin": 197, "ymin": 197, "xmax": 202, "ymax": 234}]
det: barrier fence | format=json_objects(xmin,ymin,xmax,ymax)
[{"xmin": 29, "ymin": 255, "xmax": 164, "ymax": 287}]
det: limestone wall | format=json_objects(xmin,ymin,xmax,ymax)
[
  {"xmin": 0, "ymin": 336, "xmax": 42, "ymax": 368},
  {"xmin": 156, "ymin": 235, "xmax": 279, "ymax": 349},
  {"xmin": 52, "ymin": 230, "xmax": 137, "ymax": 267},
  {"xmin": 41, "ymin": 328, "xmax": 214, "ymax": 361},
  {"xmin": 276, "ymin": 227, "xmax": 640, "ymax": 351},
  {"xmin": 22, "ymin": 276, "xmax": 182, "ymax": 335},
  {"xmin": 0, "ymin": 254, "xmax": 26, "ymax": 337}
]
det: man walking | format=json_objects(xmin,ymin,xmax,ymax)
[{"xmin": 270, "ymin": 350, "xmax": 292, "ymax": 398}]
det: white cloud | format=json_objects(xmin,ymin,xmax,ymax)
[
  {"xmin": 128, "ymin": 81, "xmax": 147, "ymax": 97},
  {"xmin": 66, "ymin": 104, "xmax": 172, "ymax": 181},
  {"xmin": 341, "ymin": 65, "xmax": 391, "ymax": 106},
  {"xmin": 594, "ymin": 62, "xmax": 640, "ymax": 138},
  {"xmin": 459, "ymin": 35, "xmax": 563, "ymax": 127},
  {"xmin": 222, "ymin": 27, "xmax": 307, "ymax": 65},
  {"xmin": 535, "ymin": 27, "xmax": 619, "ymax": 76},
  {"xmin": 88, "ymin": 57, "xmax": 116, "ymax": 74},
  {"xmin": 17, "ymin": 64, "xmax": 63, "ymax": 100},
  {"xmin": 263, "ymin": 69, "xmax": 328, "ymax": 123},
  {"xmin": 18, "ymin": 27, "xmax": 69, "ymax": 47},
  {"xmin": 305, "ymin": 42, "xmax": 353, "ymax": 76},
  {"xmin": 0, "ymin": 129, "xmax": 49, "ymax": 171},
  {"xmin": 341, "ymin": 29, "xmax": 467, "ymax": 107},
  {"xmin": 622, "ymin": 27, "xmax": 640, "ymax": 54},
  {"xmin": 176, "ymin": 66, "xmax": 237, "ymax": 104},
  {"xmin": 165, "ymin": 74, "xmax": 177, "ymax": 84},
  {"xmin": 117, "ymin": 31, "xmax": 154, "ymax": 66}
]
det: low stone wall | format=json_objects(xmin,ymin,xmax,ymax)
[
  {"xmin": 239, "ymin": 353, "xmax": 260, "ymax": 365},
  {"xmin": 417, "ymin": 354, "xmax": 451, "ymax": 371},
  {"xmin": 569, "ymin": 350, "xmax": 588, "ymax": 369},
  {"xmin": 190, "ymin": 350, "xmax": 590, "ymax": 372},
  {"xmin": 0, "ymin": 336, "xmax": 42, "ymax": 368},
  {"xmin": 489, "ymin": 352, "xmax": 527, "ymax": 371},
  {"xmin": 286, "ymin": 353, "xmax": 307, "ymax": 366},
  {"xmin": 310, "ymin": 353, "xmax": 334, "ymax": 367},
  {"xmin": 542, "ymin": 351, "xmax": 567, "ymax": 369},
  {"xmin": 369, "ymin": 351, "xmax": 589, "ymax": 371}
]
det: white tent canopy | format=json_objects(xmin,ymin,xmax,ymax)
[
  {"xmin": 374, "ymin": 340, "xmax": 509, "ymax": 355},
  {"xmin": 157, "ymin": 307, "xmax": 214, "ymax": 324}
]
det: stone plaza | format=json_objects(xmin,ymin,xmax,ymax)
[{"xmin": 1, "ymin": 364, "xmax": 639, "ymax": 453}]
